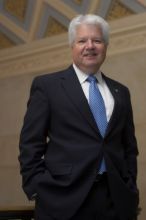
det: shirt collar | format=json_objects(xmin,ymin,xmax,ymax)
[{"xmin": 73, "ymin": 63, "xmax": 103, "ymax": 84}]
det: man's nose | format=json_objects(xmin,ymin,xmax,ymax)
[{"xmin": 86, "ymin": 40, "xmax": 94, "ymax": 48}]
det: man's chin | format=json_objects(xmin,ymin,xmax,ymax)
[
  {"xmin": 83, "ymin": 64, "xmax": 100, "ymax": 73},
  {"xmin": 85, "ymin": 62, "xmax": 99, "ymax": 68},
  {"xmin": 84, "ymin": 59, "xmax": 99, "ymax": 65}
]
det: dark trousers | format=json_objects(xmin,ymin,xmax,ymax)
[
  {"xmin": 70, "ymin": 173, "xmax": 119, "ymax": 220},
  {"xmin": 35, "ymin": 174, "xmax": 120, "ymax": 220}
]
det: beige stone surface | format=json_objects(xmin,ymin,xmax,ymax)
[{"xmin": 102, "ymin": 49, "xmax": 146, "ymax": 220}]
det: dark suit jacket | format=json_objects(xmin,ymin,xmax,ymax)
[{"xmin": 19, "ymin": 65, "xmax": 139, "ymax": 220}]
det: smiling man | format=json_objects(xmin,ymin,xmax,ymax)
[
  {"xmin": 71, "ymin": 23, "xmax": 107, "ymax": 74},
  {"xmin": 19, "ymin": 14, "xmax": 139, "ymax": 220}
]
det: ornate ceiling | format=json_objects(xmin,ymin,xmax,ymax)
[{"xmin": 0, "ymin": 0, "xmax": 146, "ymax": 50}]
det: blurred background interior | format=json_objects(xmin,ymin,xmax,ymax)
[{"xmin": 0, "ymin": 0, "xmax": 146, "ymax": 219}]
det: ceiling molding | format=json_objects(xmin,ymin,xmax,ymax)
[
  {"xmin": 44, "ymin": 0, "xmax": 77, "ymax": 19},
  {"xmin": 87, "ymin": 0, "xmax": 101, "ymax": 14},
  {"xmin": 0, "ymin": 0, "xmax": 146, "ymax": 49},
  {"xmin": 4, "ymin": 0, "xmax": 27, "ymax": 22},
  {"xmin": 106, "ymin": 0, "xmax": 134, "ymax": 20},
  {"xmin": 0, "ymin": 13, "xmax": 146, "ymax": 79},
  {"xmin": 0, "ymin": 14, "xmax": 28, "ymax": 42}
]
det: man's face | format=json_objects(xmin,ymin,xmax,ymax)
[{"xmin": 71, "ymin": 24, "xmax": 107, "ymax": 74}]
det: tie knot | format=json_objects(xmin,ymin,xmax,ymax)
[{"xmin": 87, "ymin": 75, "xmax": 97, "ymax": 83}]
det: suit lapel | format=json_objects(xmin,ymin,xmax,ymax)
[
  {"xmin": 60, "ymin": 66, "xmax": 100, "ymax": 134},
  {"xmin": 60, "ymin": 67, "xmax": 123, "ymax": 137},
  {"xmin": 103, "ymin": 75, "xmax": 123, "ymax": 137}
]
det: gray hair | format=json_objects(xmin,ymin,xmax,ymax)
[{"xmin": 68, "ymin": 14, "xmax": 110, "ymax": 46}]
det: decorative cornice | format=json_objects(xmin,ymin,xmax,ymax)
[
  {"xmin": 0, "ymin": 13, "xmax": 146, "ymax": 79},
  {"xmin": 109, "ymin": 24, "xmax": 146, "ymax": 56},
  {"xmin": 108, "ymin": 13, "xmax": 146, "ymax": 55}
]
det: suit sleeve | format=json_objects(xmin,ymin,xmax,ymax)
[
  {"xmin": 19, "ymin": 76, "xmax": 50, "ymax": 199},
  {"xmin": 122, "ymin": 88, "xmax": 138, "ymax": 185}
]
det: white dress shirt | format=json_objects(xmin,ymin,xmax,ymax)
[{"xmin": 73, "ymin": 63, "xmax": 114, "ymax": 122}]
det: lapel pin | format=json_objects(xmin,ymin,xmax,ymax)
[{"xmin": 115, "ymin": 89, "xmax": 118, "ymax": 92}]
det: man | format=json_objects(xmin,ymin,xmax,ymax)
[{"xmin": 19, "ymin": 14, "xmax": 139, "ymax": 220}]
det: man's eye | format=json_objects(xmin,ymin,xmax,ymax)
[
  {"xmin": 94, "ymin": 39, "xmax": 103, "ymax": 43},
  {"xmin": 78, "ymin": 40, "xmax": 86, "ymax": 44}
]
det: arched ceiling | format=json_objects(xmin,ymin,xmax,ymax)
[{"xmin": 0, "ymin": 0, "xmax": 146, "ymax": 50}]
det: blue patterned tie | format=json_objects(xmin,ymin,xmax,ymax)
[{"xmin": 87, "ymin": 75, "xmax": 108, "ymax": 173}]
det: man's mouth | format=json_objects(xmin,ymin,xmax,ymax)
[{"xmin": 84, "ymin": 53, "xmax": 97, "ymax": 57}]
